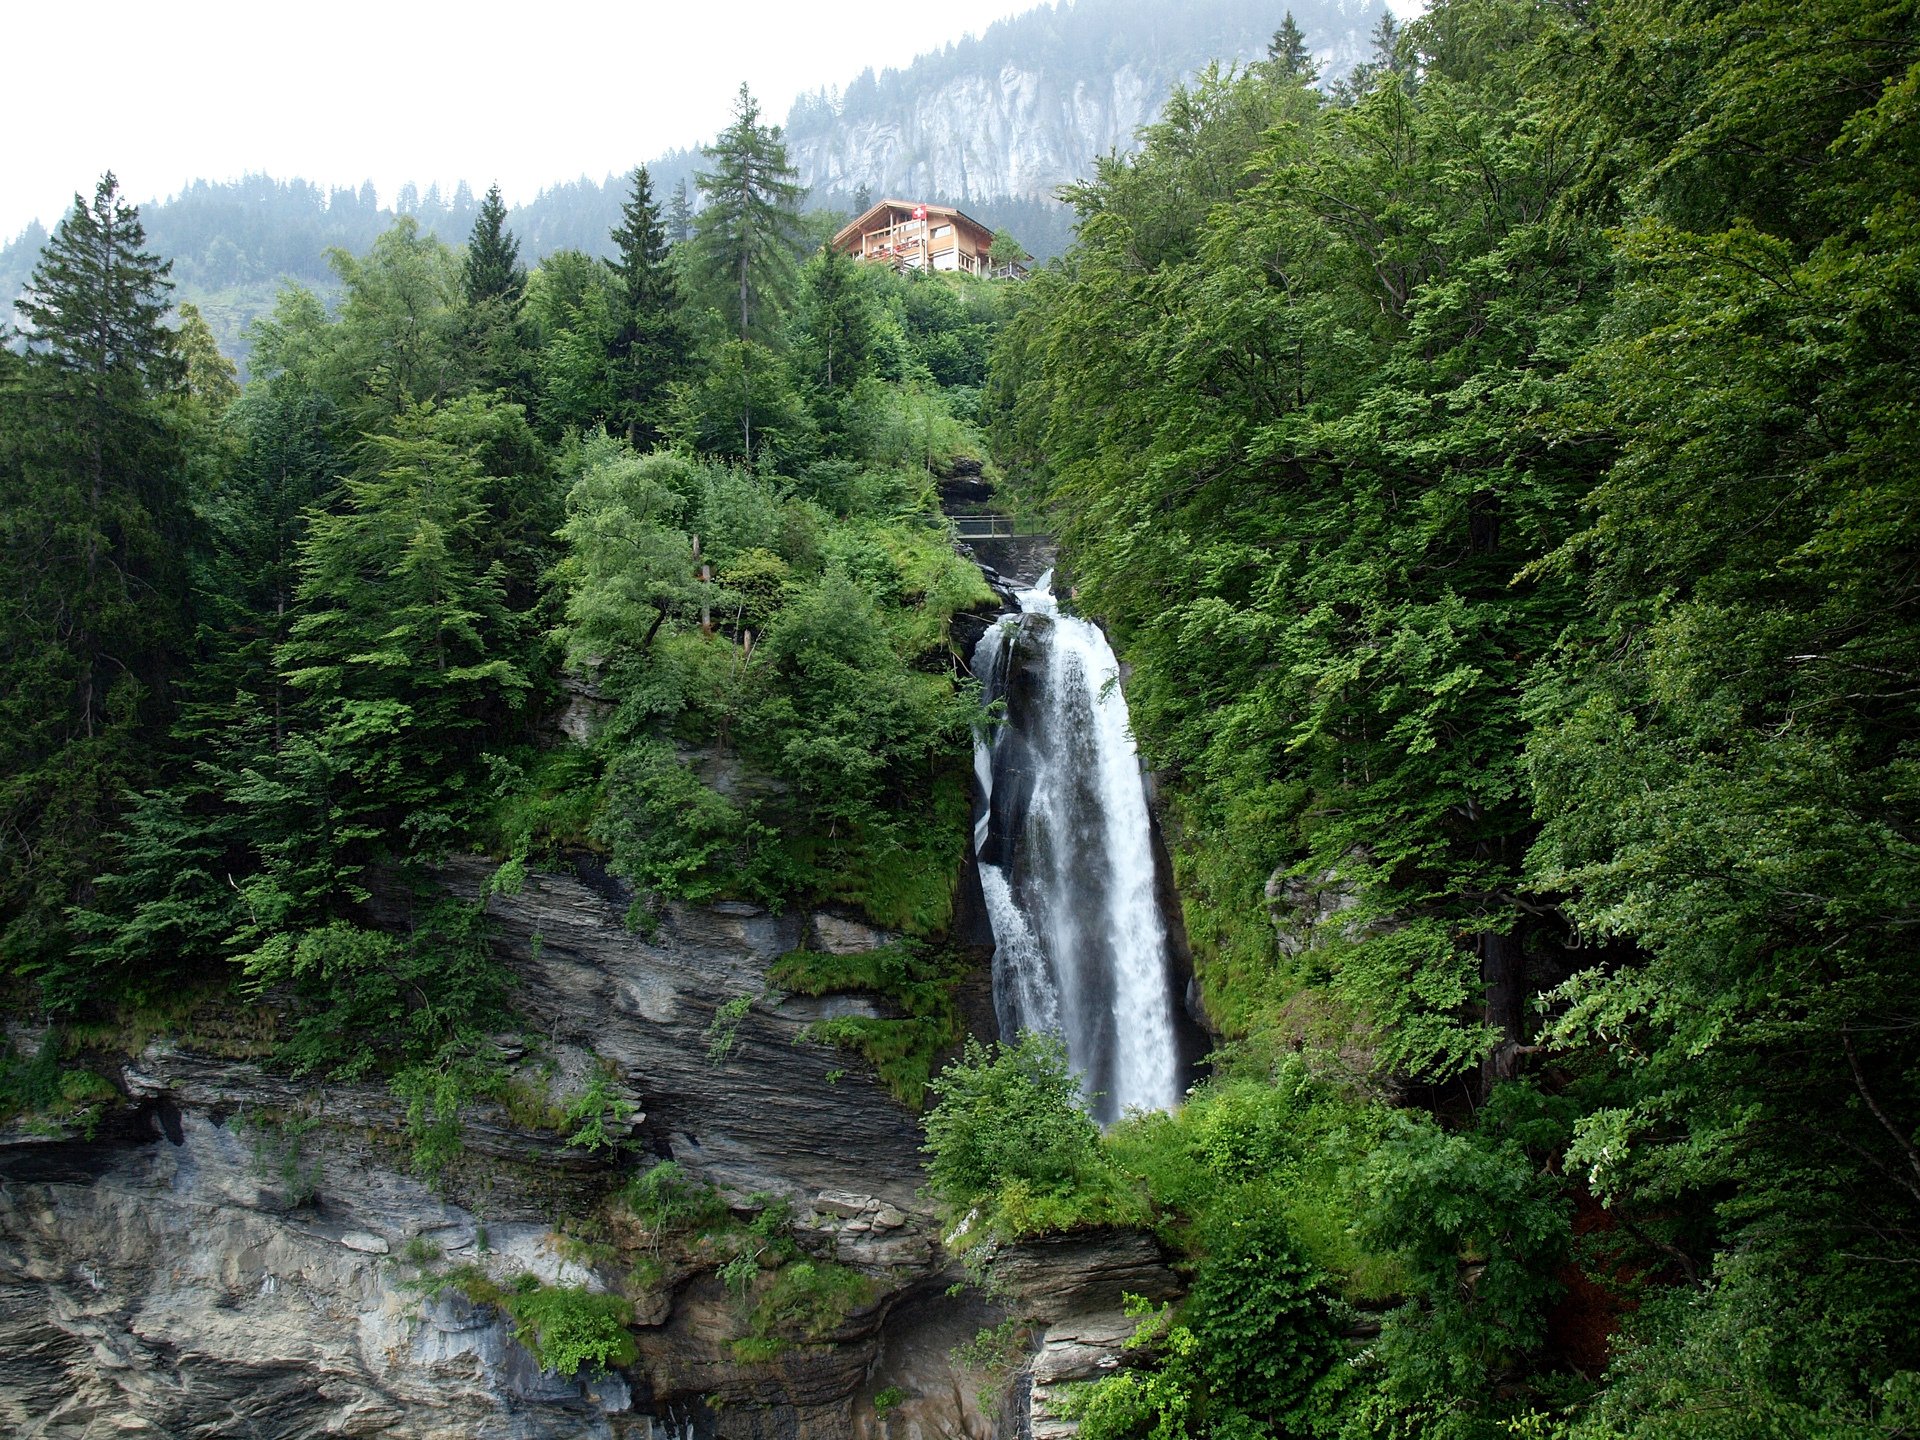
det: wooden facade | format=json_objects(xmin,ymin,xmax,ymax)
[{"xmin": 829, "ymin": 199, "xmax": 1026, "ymax": 278}]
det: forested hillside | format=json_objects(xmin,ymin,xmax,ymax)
[
  {"xmin": 5, "ymin": 0, "xmax": 1920, "ymax": 1434},
  {"xmin": 944, "ymin": 0, "xmax": 1920, "ymax": 1432},
  {"xmin": 1, "ymin": 87, "xmax": 1006, "ymax": 1131}
]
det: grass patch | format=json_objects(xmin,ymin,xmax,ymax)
[
  {"xmin": 734, "ymin": 1258, "xmax": 877, "ymax": 1359},
  {"xmin": 804, "ymin": 1015, "xmax": 956, "ymax": 1109},
  {"xmin": 773, "ymin": 938, "xmax": 969, "ymax": 1107},
  {"xmin": 441, "ymin": 1265, "xmax": 636, "ymax": 1377}
]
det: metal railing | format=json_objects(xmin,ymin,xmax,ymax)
[{"xmin": 951, "ymin": 512, "xmax": 1048, "ymax": 541}]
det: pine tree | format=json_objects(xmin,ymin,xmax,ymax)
[
  {"xmin": 462, "ymin": 184, "xmax": 530, "ymax": 400},
  {"xmin": 607, "ymin": 167, "xmax": 688, "ymax": 447},
  {"xmin": 610, "ymin": 167, "xmax": 672, "ymax": 312},
  {"xmin": 852, "ymin": 182, "xmax": 873, "ymax": 214},
  {"xmin": 694, "ymin": 84, "xmax": 808, "ymax": 344},
  {"xmin": 0, "ymin": 173, "xmax": 193, "ymax": 979},
  {"xmin": 462, "ymin": 183, "xmax": 525, "ymax": 308},
  {"xmin": 1268, "ymin": 12, "xmax": 1316, "ymax": 80},
  {"xmin": 793, "ymin": 246, "xmax": 877, "ymax": 394},
  {"xmin": 668, "ymin": 179, "xmax": 693, "ymax": 247}
]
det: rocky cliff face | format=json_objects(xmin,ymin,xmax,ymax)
[
  {"xmin": 0, "ymin": 859, "xmax": 1008, "ymax": 1440},
  {"xmin": 783, "ymin": 0, "xmax": 1387, "ymax": 211},
  {"xmin": 791, "ymin": 64, "xmax": 1168, "ymax": 207}
]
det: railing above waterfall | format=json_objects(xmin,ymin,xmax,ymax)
[{"xmin": 951, "ymin": 512, "xmax": 1048, "ymax": 542}]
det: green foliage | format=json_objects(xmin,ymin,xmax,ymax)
[
  {"xmin": 923, "ymin": 1033, "xmax": 1146, "ymax": 1242},
  {"xmin": 623, "ymin": 1160, "xmax": 730, "ymax": 1239},
  {"xmin": 235, "ymin": 1106, "xmax": 321, "ymax": 1206},
  {"xmin": 594, "ymin": 739, "xmax": 786, "ymax": 904},
  {"xmin": 607, "ymin": 166, "xmax": 689, "ymax": 447},
  {"xmin": 692, "ymin": 84, "xmax": 808, "ymax": 344},
  {"xmin": 706, "ymin": 993, "xmax": 755, "ymax": 1065},
  {"xmin": 0, "ymin": 1031, "xmax": 119, "ymax": 1139},
  {"xmin": 775, "ymin": 939, "xmax": 968, "ymax": 1105},
  {"xmin": 562, "ymin": 1066, "xmax": 636, "ymax": 1154},
  {"xmin": 738, "ymin": 1259, "xmax": 875, "ymax": 1356},
  {"xmin": 1354, "ymin": 1109, "xmax": 1569, "ymax": 1407},
  {"xmin": 495, "ymin": 1282, "xmax": 637, "ymax": 1382},
  {"xmin": 1, "ymin": 174, "xmax": 193, "ymax": 985},
  {"xmin": 1103, "ymin": 1062, "xmax": 1405, "ymax": 1300}
]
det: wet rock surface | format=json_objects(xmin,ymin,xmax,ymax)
[
  {"xmin": 0, "ymin": 861, "xmax": 987, "ymax": 1440},
  {"xmin": 989, "ymin": 1229, "xmax": 1186, "ymax": 1440}
]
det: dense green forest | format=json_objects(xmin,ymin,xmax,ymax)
[
  {"xmin": 5, "ymin": 0, "xmax": 1920, "ymax": 1434},
  {"xmin": 950, "ymin": 0, "xmax": 1920, "ymax": 1434},
  {"xmin": 0, "ymin": 170, "xmax": 1067, "ymax": 374},
  {"xmin": 0, "ymin": 84, "xmax": 1003, "ymax": 1116}
]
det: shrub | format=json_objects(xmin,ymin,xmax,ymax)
[
  {"xmin": 623, "ymin": 1160, "xmax": 728, "ymax": 1237},
  {"xmin": 437, "ymin": 1267, "xmax": 635, "ymax": 1377},
  {"xmin": 922, "ymin": 1032, "xmax": 1103, "ymax": 1208},
  {"xmin": 922, "ymin": 1033, "xmax": 1146, "ymax": 1241},
  {"xmin": 503, "ymin": 1278, "xmax": 637, "ymax": 1378},
  {"xmin": 748, "ymin": 1260, "xmax": 875, "ymax": 1343}
]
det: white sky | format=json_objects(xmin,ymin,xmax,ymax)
[{"xmin": 4, "ymin": 0, "xmax": 1426, "ymax": 242}]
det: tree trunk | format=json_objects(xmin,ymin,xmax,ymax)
[{"xmin": 1479, "ymin": 925, "xmax": 1529, "ymax": 1094}]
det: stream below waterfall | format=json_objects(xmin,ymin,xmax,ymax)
[{"xmin": 971, "ymin": 570, "xmax": 1196, "ymax": 1122}]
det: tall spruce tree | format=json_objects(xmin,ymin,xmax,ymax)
[
  {"xmin": 667, "ymin": 179, "xmax": 693, "ymax": 247},
  {"xmin": 462, "ymin": 183, "xmax": 525, "ymax": 308},
  {"xmin": 461, "ymin": 184, "xmax": 529, "ymax": 401},
  {"xmin": 0, "ymin": 173, "xmax": 192, "ymax": 979},
  {"xmin": 693, "ymin": 84, "xmax": 807, "ymax": 343},
  {"xmin": 1267, "ymin": 12, "xmax": 1315, "ymax": 79},
  {"xmin": 607, "ymin": 167, "xmax": 687, "ymax": 447}
]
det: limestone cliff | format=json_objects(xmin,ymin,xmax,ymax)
[
  {"xmin": 0, "ymin": 859, "xmax": 1004, "ymax": 1440},
  {"xmin": 784, "ymin": 0, "xmax": 1388, "ymax": 212}
]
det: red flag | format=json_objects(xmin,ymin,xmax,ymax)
[{"xmin": 912, "ymin": 205, "xmax": 928, "ymax": 220}]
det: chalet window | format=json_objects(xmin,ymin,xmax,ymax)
[{"xmin": 932, "ymin": 224, "xmax": 953, "ymax": 238}]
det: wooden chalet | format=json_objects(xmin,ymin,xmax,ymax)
[{"xmin": 830, "ymin": 199, "xmax": 1028, "ymax": 278}]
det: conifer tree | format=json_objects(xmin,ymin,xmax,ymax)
[
  {"xmin": 462, "ymin": 183, "xmax": 525, "ymax": 308},
  {"xmin": 693, "ymin": 84, "xmax": 808, "ymax": 344},
  {"xmin": 0, "ymin": 173, "xmax": 192, "ymax": 979},
  {"xmin": 607, "ymin": 166, "xmax": 688, "ymax": 447},
  {"xmin": 667, "ymin": 179, "xmax": 693, "ymax": 247},
  {"xmin": 1267, "ymin": 12, "xmax": 1315, "ymax": 80}
]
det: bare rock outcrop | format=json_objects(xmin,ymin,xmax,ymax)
[{"xmin": 0, "ymin": 857, "xmax": 992, "ymax": 1439}]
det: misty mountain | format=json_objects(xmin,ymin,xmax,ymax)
[
  {"xmin": 787, "ymin": 0, "xmax": 1386, "ymax": 208},
  {"xmin": 1, "ymin": 0, "xmax": 1388, "ymax": 362}
]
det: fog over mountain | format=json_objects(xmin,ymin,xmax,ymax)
[{"xmin": 1, "ymin": 0, "xmax": 1391, "ymax": 361}]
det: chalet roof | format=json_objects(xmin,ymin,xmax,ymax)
[{"xmin": 830, "ymin": 198, "xmax": 997, "ymax": 250}]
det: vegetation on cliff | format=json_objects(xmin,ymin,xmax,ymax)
[
  {"xmin": 0, "ymin": 93, "xmax": 1006, "ymax": 1119},
  {"xmin": 972, "ymin": 0, "xmax": 1920, "ymax": 1434}
]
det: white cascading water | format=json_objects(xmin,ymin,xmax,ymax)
[{"xmin": 972, "ymin": 571, "xmax": 1181, "ymax": 1121}]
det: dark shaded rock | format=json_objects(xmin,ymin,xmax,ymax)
[{"xmin": 992, "ymin": 1230, "xmax": 1182, "ymax": 1325}]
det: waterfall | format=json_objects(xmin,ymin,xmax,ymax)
[{"xmin": 972, "ymin": 570, "xmax": 1182, "ymax": 1122}]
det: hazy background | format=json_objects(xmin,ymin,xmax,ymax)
[{"xmin": 3, "ymin": 0, "xmax": 1050, "ymax": 238}]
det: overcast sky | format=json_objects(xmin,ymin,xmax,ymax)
[{"xmin": 5, "ymin": 0, "xmax": 1425, "ymax": 242}]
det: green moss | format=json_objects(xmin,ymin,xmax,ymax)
[
  {"xmin": 441, "ymin": 1266, "xmax": 636, "ymax": 1378},
  {"xmin": 736, "ymin": 1258, "xmax": 875, "ymax": 1359},
  {"xmin": 803, "ymin": 1015, "xmax": 956, "ymax": 1108},
  {"xmin": 773, "ymin": 937, "xmax": 969, "ymax": 1107}
]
